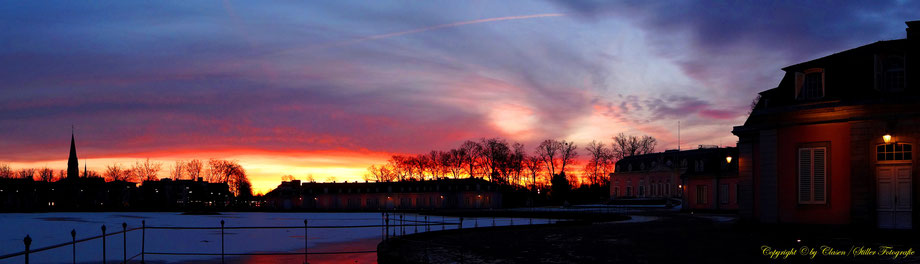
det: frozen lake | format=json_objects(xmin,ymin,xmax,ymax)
[{"xmin": 0, "ymin": 212, "xmax": 548, "ymax": 264}]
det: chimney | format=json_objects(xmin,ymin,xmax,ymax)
[{"xmin": 907, "ymin": 20, "xmax": 920, "ymax": 40}]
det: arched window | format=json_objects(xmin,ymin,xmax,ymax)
[{"xmin": 877, "ymin": 143, "xmax": 912, "ymax": 161}]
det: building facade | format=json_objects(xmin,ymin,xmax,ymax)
[
  {"xmin": 265, "ymin": 178, "xmax": 502, "ymax": 210},
  {"xmin": 609, "ymin": 147, "xmax": 738, "ymax": 211},
  {"xmin": 733, "ymin": 21, "xmax": 920, "ymax": 229}
]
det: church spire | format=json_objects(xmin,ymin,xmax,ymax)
[{"xmin": 67, "ymin": 128, "xmax": 79, "ymax": 179}]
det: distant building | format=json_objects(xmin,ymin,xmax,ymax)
[
  {"xmin": 733, "ymin": 21, "xmax": 920, "ymax": 229},
  {"xmin": 264, "ymin": 178, "xmax": 502, "ymax": 210},
  {"xmin": 138, "ymin": 178, "xmax": 232, "ymax": 208},
  {"xmin": 0, "ymin": 132, "xmax": 231, "ymax": 211},
  {"xmin": 609, "ymin": 146, "xmax": 738, "ymax": 211},
  {"xmin": 67, "ymin": 131, "xmax": 79, "ymax": 180}
]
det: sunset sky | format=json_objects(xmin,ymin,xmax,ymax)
[{"xmin": 2, "ymin": 1, "xmax": 919, "ymax": 194}]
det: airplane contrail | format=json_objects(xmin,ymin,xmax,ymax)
[
  {"xmin": 265, "ymin": 13, "xmax": 566, "ymax": 56},
  {"xmin": 333, "ymin": 13, "xmax": 566, "ymax": 47}
]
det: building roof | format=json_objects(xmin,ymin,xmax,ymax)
[
  {"xmin": 734, "ymin": 21, "xmax": 920, "ymax": 134},
  {"xmin": 612, "ymin": 147, "xmax": 737, "ymax": 176}
]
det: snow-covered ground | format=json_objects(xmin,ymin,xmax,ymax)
[{"xmin": 0, "ymin": 212, "xmax": 549, "ymax": 264}]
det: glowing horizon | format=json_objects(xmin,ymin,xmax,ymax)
[{"xmin": 3, "ymin": 2, "xmax": 917, "ymax": 195}]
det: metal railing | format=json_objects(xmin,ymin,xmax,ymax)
[
  {"xmin": 0, "ymin": 212, "xmax": 457, "ymax": 264},
  {"xmin": 0, "ymin": 208, "xmax": 626, "ymax": 264}
]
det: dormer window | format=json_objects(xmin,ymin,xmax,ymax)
[
  {"xmin": 795, "ymin": 68, "xmax": 824, "ymax": 100},
  {"xmin": 875, "ymin": 54, "xmax": 905, "ymax": 92}
]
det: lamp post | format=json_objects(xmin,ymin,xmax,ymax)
[{"xmin": 883, "ymin": 134, "xmax": 892, "ymax": 144}]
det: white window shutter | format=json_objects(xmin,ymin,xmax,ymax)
[
  {"xmin": 798, "ymin": 148, "xmax": 812, "ymax": 203},
  {"xmin": 813, "ymin": 148, "xmax": 826, "ymax": 202}
]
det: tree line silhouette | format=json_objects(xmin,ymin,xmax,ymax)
[
  {"xmin": 361, "ymin": 133, "xmax": 658, "ymax": 189},
  {"xmin": 0, "ymin": 133, "xmax": 657, "ymax": 197},
  {"xmin": 0, "ymin": 158, "xmax": 253, "ymax": 197}
]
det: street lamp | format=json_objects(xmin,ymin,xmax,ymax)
[
  {"xmin": 883, "ymin": 134, "xmax": 892, "ymax": 144},
  {"xmin": 725, "ymin": 156, "xmax": 732, "ymax": 164}
]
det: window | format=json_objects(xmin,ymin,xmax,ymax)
[
  {"xmin": 876, "ymin": 54, "xmax": 905, "ymax": 92},
  {"xmin": 638, "ymin": 186, "xmax": 645, "ymax": 197},
  {"xmin": 798, "ymin": 147, "xmax": 827, "ymax": 204},
  {"xmin": 626, "ymin": 186, "xmax": 632, "ymax": 196},
  {"xmin": 695, "ymin": 160, "xmax": 705, "ymax": 172},
  {"xmin": 719, "ymin": 184, "xmax": 729, "ymax": 204},
  {"xmin": 666, "ymin": 183, "xmax": 670, "ymax": 196},
  {"xmin": 614, "ymin": 187, "xmax": 619, "ymax": 197},
  {"xmin": 795, "ymin": 68, "xmax": 824, "ymax": 100},
  {"xmin": 877, "ymin": 143, "xmax": 912, "ymax": 161},
  {"xmin": 696, "ymin": 185, "xmax": 708, "ymax": 204}
]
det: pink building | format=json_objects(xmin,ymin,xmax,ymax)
[{"xmin": 610, "ymin": 146, "xmax": 738, "ymax": 211}]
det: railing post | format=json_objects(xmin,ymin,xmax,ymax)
[
  {"xmin": 458, "ymin": 217, "xmax": 463, "ymax": 230},
  {"xmin": 384, "ymin": 213, "xmax": 389, "ymax": 240},
  {"xmin": 71, "ymin": 229, "xmax": 76, "ymax": 264},
  {"xmin": 475, "ymin": 217, "xmax": 478, "ymax": 228},
  {"xmin": 399, "ymin": 214, "xmax": 404, "ymax": 236},
  {"xmin": 141, "ymin": 220, "xmax": 145, "ymax": 263},
  {"xmin": 101, "ymin": 225, "xmax": 106, "ymax": 264},
  {"xmin": 425, "ymin": 216, "xmax": 429, "ymax": 232},
  {"xmin": 122, "ymin": 223, "xmax": 127, "ymax": 264},
  {"xmin": 220, "ymin": 220, "xmax": 225, "ymax": 264},
  {"xmin": 23, "ymin": 235, "xmax": 31, "ymax": 264},
  {"xmin": 303, "ymin": 219, "xmax": 308, "ymax": 264},
  {"xmin": 414, "ymin": 214, "xmax": 418, "ymax": 234}
]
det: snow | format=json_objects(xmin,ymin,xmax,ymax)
[{"xmin": 0, "ymin": 212, "xmax": 550, "ymax": 264}]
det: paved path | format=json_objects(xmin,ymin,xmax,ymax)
[{"xmin": 379, "ymin": 212, "xmax": 920, "ymax": 263}]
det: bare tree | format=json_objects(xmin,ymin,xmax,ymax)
[
  {"xmin": 611, "ymin": 133, "xmax": 658, "ymax": 160},
  {"xmin": 480, "ymin": 138, "xmax": 512, "ymax": 183},
  {"xmin": 133, "ymin": 158, "xmax": 163, "ymax": 181},
  {"xmin": 17, "ymin": 168, "xmax": 36, "ymax": 180},
  {"xmin": 524, "ymin": 156, "xmax": 543, "ymax": 190},
  {"xmin": 207, "ymin": 159, "xmax": 250, "ymax": 197},
  {"xmin": 105, "ymin": 164, "xmax": 135, "ymax": 182},
  {"xmin": 185, "ymin": 159, "xmax": 203, "ymax": 180},
  {"xmin": 446, "ymin": 148, "xmax": 467, "ymax": 179},
  {"xmin": 170, "ymin": 161, "xmax": 186, "ymax": 180},
  {"xmin": 460, "ymin": 140, "xmax": 482, "ymax": 178},
  {"xmin": 56, "ymin": 169, "xmax": 66, "ymax": 181},
  {"xmin": 281, "ymin": 175, "xmax": 296, "ymax": 182},
  {"xmin": 536, "ymin": 139, "xmax": 562, "ymax": 176},
  {"xmin": 584, "ymin": 140, "xmax": 610, "ymax": 186},
  {"xmin": 38, "ymin": 166, "xmax": 55, "ymax": 182},
  {"xmin": 559, "ymin": 140, "xmax": 578, "ymax": 176},
  {"xmin": 387, "ymin": 155, "xmax": 411, "ymax": 181},
  {"xmin": 508, "ymin": 142, "xmax": 526, "ymax": 186},
  {"xmin": 83, "ymin": 170, "xmax": 101, "ymax": 178},
  {"xmin": 0, "ymin": 163, "xmax": 12, "ymax": 178},
  {"xmin": 367, "ymin": 164, "xmax": 395, "ymax": 182}
]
